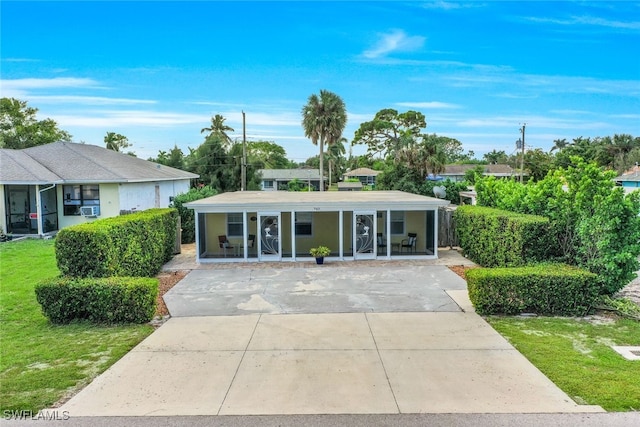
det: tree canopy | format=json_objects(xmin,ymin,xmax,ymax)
[
  {"xmin": 352, "ymin": 109, "xmax": 426, "ymax": 159},
  {"xmin": 0, "ymin": 98, "xmax": 72, "ymax": 149},
  {"xmin": 104, "ymin": 131, "xmax": 132, "ymax": 153}
]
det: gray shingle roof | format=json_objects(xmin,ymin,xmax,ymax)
[
  {"xmin": 1, "ymin": 142, "xmax": 198, "ymax": 184},
  {"xmin": 343, "ymin": 167, "xmax": 382, "ymax": 177},
  {"xmin": 259, "ymin": 169, "xmax": 324, "ymax": 180},
  {"xmin": 442, "ymin": 164, "xmax": 514, "ymax": 175}
]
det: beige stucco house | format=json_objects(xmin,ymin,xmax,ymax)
[
  {"xmin": 1, "ymin": 141, "xmax": 198, "ymax": 236},
  {"xmin": 185, "ymin": 190, "xmax": 450, "ymax": 262}
]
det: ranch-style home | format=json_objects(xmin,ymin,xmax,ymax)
[
  {"xmin": 185, "ymin": 190, "xmax": 450, "ymax": 262},
  {"xmin": 259, "ymin": 169, "xmax": 326, "ymax": 191},
  {"xmin": 0, "ymin": 141, "xmax": 198, "ymax": 236}
]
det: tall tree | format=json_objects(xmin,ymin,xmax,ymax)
[
  {"xmin": 247, "ymin": 141, "xmax": 293, "ymax": 169},
  {"xmin": 483, "ymin": 149, "xmax": 508, "ymax": 164},
  {"xmin": 301, "ymin": 89, "xmax": 347, "ymax": 191},
  {"xmin": 550, "ymin": 138, "xmax": 570, "ymax": 153},
  {"xmin": 0, "ymin": 98, "xmax": 72, "ymax": 149},
  {"xmin": 326, "ymin": 137, "xmax": 347, "ymax": 186},
  {"xmin": 200, "ymin": 114, "xmax": 234, "ymax": 148},
  {"xmin": 104, "ymin": 132, "xmax": 131, "ymax": 152},
  {"xmin": 153, "ymin": 144, "xmax": 185, "ymax": 169},
  {"xmin": 352, "ymin": 109, "xmax": 426, "ymax": 159}
]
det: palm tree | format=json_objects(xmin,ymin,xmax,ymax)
[
  {"xmin": 326, "ymin": 137, "xmax": 347, "ymax": 186},
  {"xmin": 301, "ymin": 90, "xmax": 347, "ymax": 191},
  {"xmin": 201, "ymin": 114, "xmax": 235, "ymax": 148},
  {"xmin": 104, "ymin": 132, "xmax": 131, "ymax": 152},
  {"xmin": 550, "ymin": 138, "xmax": 570, "ymax": 153}
]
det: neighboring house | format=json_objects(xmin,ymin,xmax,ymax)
[
  {"xmin": 258, "ymin": 169, "xmax": 326, "ymax": 191},
  {"xmin": 1, "ymin": 141, "xmax": 198, "ymax": 236},
  {"xmin": 337, "ymin": 182, "xmax": 363, "ymax": 191},
  {"xmin": 342, "ymin": 167, "xmax": 381, "ymax": 186},
  {"xmin": 185, "ymin": 190, "xmax": 449, "ymax": 262},
  {"xmin": 615, "ymin": 169, "xmax": 640, "ymax": 194},
  {"xmin": 441, "ymin": 164, "xmax": 516, "ymax": 182}
]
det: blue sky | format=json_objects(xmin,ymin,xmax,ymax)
[{"xmin": 2, "ymin": 1, "xmax": 639, "ymax": 162}]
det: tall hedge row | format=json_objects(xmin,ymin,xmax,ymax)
[
  {"xmin": 35, "ymin": 277, "xmax": 158, "ymax": 324},
  {"xmin": 466, "ymin": 264, "xmax": 599, "ymax": 316},
  {"xmin": 55, "ymin": 208, "xmax": 178, "ymax": 278},
  {"xmin": 454, "ymin": 205, "xmax": 550, "ymax": 267}
]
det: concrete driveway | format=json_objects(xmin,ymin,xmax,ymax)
[
  {"xmin": 57, "ymin": 254, "xmax": 605, "ymax": 416},
  {"xmin": 164, "ymin": 265, "xmax": 468, "ymax": 317}
]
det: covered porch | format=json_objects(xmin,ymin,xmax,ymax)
[{"xmin": 186, "ymin": 191, "xmax": 450, "ymax": 263}]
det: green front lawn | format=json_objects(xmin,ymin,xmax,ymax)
[
  {"xmin": 0, "ymin": 239, "xmax": 154, "ymax": 412},
  {"xmin": 487, "ymin": 316, "xmax": 640, "ymax": 411}
]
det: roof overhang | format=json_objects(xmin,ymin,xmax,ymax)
[{"xmin": 186, "ymin": 190, "xmax": 450, "ymax": 213}]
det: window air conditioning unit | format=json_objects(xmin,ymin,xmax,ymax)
[{"xmin": 80, "ymin": 206, "xmax": 100, "ymax": 217}]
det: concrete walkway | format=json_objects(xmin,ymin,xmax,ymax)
[{"xmin": 58, "ymin": 249, "xmax": 604, "ymax": 416}]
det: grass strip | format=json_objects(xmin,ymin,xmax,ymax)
[
  {"xmin": 487, "ymin": 316, "xmax": 640, "ymax": 411},
  {"xmin": 0, "ymin": 239, "xmax": 154, "ymax": 412}
]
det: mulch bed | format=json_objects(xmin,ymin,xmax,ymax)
[{"xmin": 155, "ymin": 270, "xmax": 189, "ymax": 317}]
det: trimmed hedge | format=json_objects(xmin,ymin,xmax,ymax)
[
  {"xmin": 454, "ymin": 205, "xmax": 551, "ymax": 267},
  {"xmin": 35, "ymin": 276, "xmax": 158, "ymax": 324},
  {"xmin": 55, "ymin": 208, "xmax": 178, "ymax": 278},
  {"xmin": 466, "ymin": 264, "xmax": 599, "ymax": 316}
]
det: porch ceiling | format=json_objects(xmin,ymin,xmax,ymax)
[{"xmin": 185, "ymin": 190, "xmax": 450, "ymax": 213}]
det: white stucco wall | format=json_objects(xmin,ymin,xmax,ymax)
[
  {"xmin": 118, "ymin": 180, "xmax": 190, "ymax": 212},
  {"xmin": 0, "ymin": 185, "xmax": 6, "ymax": 233}
]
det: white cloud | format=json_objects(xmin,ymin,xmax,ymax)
[
  {"xmin": 27, "ymin": 95, "xmax": 157, "ymax": 106},
  {"xmin": 362, "ymin": 30, "xmax": 425, "ymax": 59},
  {"xmin": 1, "ymin": 77, "xmax": 100, "ymax": 90},
  {"xmin": 421, "ymin": 1, "xmax": 485, "ymax": 11},
  {"xmin": 0, "ymin": 77, "xmax": 104, "ymax": 99},
  {"xmin": 396, "ymin": 101, "xmax": 461, "ymax": 109},
  {"xmin": 51, "ymin": 110, "xmax": 208, "ymax": 128},
  {"xmin": 525, "ymin": 15, "xmax": 640, "ymax": 30}
]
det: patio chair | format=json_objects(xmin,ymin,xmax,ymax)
[
  {"xmin": 218, "ymin": 235, "xmax": 234, "ymax": 257},
  {"xmin": 401, "ymin": 233, "xmax": 417, "ymax": 253},
  {"xmin": 246, "ymin": 234, "xmax": 256, "ymax": 254},
  {"xmin": 377, "ymin": 233, "xmax": 386, "ymax": 254}
]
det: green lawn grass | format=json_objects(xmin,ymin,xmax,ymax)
[
  {"xmin": 487, "ymin": 316, "xmax": 640, "ymax": 411},
  {"xmin": 0, "ymin": 239, "xmax": 154, "ymax": 412}
]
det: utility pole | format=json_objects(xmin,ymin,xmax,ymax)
[
  {"xmin": 242, "ymin": 111, "xmax": 246, "ymax": 191},
  {"xmin": 519, "ymin": 123, "xmax": 526, "ymax": 183}
]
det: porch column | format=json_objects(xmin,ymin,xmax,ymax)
[
  {"xmin": 35, "ymin": 185, "xmax": 43, "ymax": 236},
  {"xmin": 243, "ymin": 211, "xmax": 248, "ymax": 259},
  {"xmin": 291, "ymin": 210, "xmax": 296, "ymax": 261},
  {"xmin": 194, "ymin": 211, "xmax": 201, "ymax": 262},
  {"xmin": 433, "ymin": 208, "xmax": 439, "ymax": 258},
  {"xmin": 338, "ymin": 209, "xmax": 344, "ymax": 260},
  {"xmin": 386, "ymin": 209, "xmax": 391, "ymax": 258}
]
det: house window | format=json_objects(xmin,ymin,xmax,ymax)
[
  {"xmin": 263, "ymin": 180, "xmax": 274, "ymax": 189},
  {"xmin": 63, "ymin": 185, "xmax": 100, "ymax": 216},
  {"xmin": 295, "ymin": 212, "xmax": 312, "ymax": 236},
  {"xmin": 227, "ymin": 212, "xmax": 243, "ymax": 237},
  {"xmin": 390, "ymin": 211, "xmax": 405, "ymax": 235}
]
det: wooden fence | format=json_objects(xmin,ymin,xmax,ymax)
[{"xmin": 438, "ymin": 206, "xmax": 459, "ymax": 248}]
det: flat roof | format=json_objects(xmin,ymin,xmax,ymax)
[{"xmin": 186, "ymin": 190, "xmax": 450, "ymax": 212}]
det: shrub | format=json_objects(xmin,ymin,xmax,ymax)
[
  {"xmin": 474, "ymin": 159, "xmax": 640, "ymax": 294},
  {"xmin": 466, "ymin": 264, "xmax": 599, "ymax": 316},
  {"xmin": 35, "ymin": 276, "xmax": 158, "ymax": 324},
  {"xmin": 55, "ymin": 208, "xmax": 178, "ymax": 278},
  {"xmin": 454, "ymin": 205, "xmax": 550, "ymax": 267},
  {"xmin": 171, "ymin": 186, "xmax": 217, "ymax": 243}
]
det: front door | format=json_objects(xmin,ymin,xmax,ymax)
[
  {"xmin": 353, "ymin": 212, "xmax": 375, "ymax": 260},
  {"xmin": 258, "ymin": 212, "xmax": 281, "ymax": 261}
]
